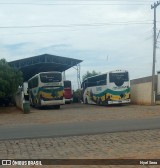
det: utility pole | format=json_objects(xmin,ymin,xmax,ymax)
[{"xmin": 151, "ymin": 1, "xmax": 160, "ymax": 105}]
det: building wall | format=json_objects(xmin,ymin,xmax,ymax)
[
  {"xmin": 130, "ymin": 76, "xmax": 157, "ymax": 105},
  {"xmin": 15, "ymin": 85, "xmax": 29, "ymax": 111},
  {"xmin": 15, "ymin": 88, "xmax": 24, "ymax": 111},
  {"xmin": 131, "ymin": 82, "xmax": 152, "ymax": 105}
]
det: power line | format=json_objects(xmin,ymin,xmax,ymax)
[
  {"xmin": 24, "ymin": 0, "xmax": 154, "ymax": 1},
  {"xmin": 0, "ymin": 25, "xmax": 153, "ymax": 37},
  {"xmin": 0, "ymin": 2, "xmax": 151, "ymax": 6},
  {"xmin": 0, "ymin": 21, "xmax": 152, "ymax": 29}
]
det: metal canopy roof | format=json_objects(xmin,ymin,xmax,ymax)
[{"xmin": 9, "ymin": 54, "xmax": 82, "ymax": 81}]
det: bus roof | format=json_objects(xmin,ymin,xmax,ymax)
[
  {"xmin": 82, "ymin": 70, "xmax": 128, "ymax": 82},
  {"xmin": 28, "ymin": 71, "xmax": 61, "ymax": 81}
]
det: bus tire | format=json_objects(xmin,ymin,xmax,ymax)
[
  {"xmin": 85, "ymin": 98, "xmax": 88, "ymax": 104},
  {"xmin": 55, "ymin": 105, "xmax": 60, "ymax": 109},
  {"xmin": 98, "ymin": 98, "xmax": 102, "ymax": 106},
  {"xmin": 30, "ymin": 99, "xmax": 33, "ymax": 107}
]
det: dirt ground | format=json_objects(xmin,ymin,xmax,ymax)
[{"xmin": 0, "ymin": 103, "xmax": 160, "ymax": 126}]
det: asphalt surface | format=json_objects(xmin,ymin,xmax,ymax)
[{"xmin": 1, "ymin": 117, "xmax": 160, "ymax": 140}]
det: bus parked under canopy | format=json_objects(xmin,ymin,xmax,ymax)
[
  {"xmin": 28, "ymin": 71, "xmax": 65, "ymax": 108},
  {"xmin": 64, "ymin": 80, "xmax": 73, "ymax": 104}
]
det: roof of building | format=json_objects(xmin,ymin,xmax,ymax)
[{"xmin": 9, "ymin": 54, "xmax": 82, "ymax": 81}]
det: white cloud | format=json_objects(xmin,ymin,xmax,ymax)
[{"xmin": 0, "ymin": 0, "xmax": 160, "ymax": 89}]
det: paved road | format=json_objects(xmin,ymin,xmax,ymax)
[
  {"xmin": 1, "ymin": 117, "xmax": 160, "ymax": 140},
  {"xmin": 1, "ymin": 129, "xmax": 160, "ymax": 165}
]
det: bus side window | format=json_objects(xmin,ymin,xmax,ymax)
[
  {"xmin": 84, "ymin": 82, "xmax": 87, "ymax": 89},
  {"xmin": 100, "ymin": 80, "xmax": 106, "ymax": 85},
  {"xmin": 28, "ymin": 81, "xmax": 32, "ymax": 89},
  {"xmin": 96, "ymin": 74, "xmax": 107, "ymax": 86},
  {"xmin": 32, "ymin": 77, "xmax": 38, "ymax": 88}
]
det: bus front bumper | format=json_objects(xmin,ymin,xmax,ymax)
[
  {"xmin": 108, "ymin": 99, "xmax": 131, "ymax": 104},
  {"xmin": 40, "ymin": 99, "xmax": 65, "ymax": 106},
  {"xmin": 65, "ymin": 98, "xmax": 73, "ymax": 102}
]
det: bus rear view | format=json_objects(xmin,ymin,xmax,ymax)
[
  {"xmin": 28, "ymin": 71, "xmax": 65, "ymax": 109},
  {"xmin": 108, "ymin": 70, "xmax": 131, "ymax": 104},
  {"xmin": 64, "ymin": 80, "xmax": 73, "ymax": 104}
]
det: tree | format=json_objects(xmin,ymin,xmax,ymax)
[
  {"xmin": 82, "ymin": 70, "xmax": 100, "ymax": 81},
  {"xmin": 73, "ymin": 89, "xmax": 82, "ymax": 103},
  {"xmin": 0, "ymin": 59, "xmax": 23, "ymax": 99}
]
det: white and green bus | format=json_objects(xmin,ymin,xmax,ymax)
[
  {"xmin": 82, "ymin": 70, "xmax": 131, "ymax": 105},
  {"xmin": 28, "ymin": 71, "xmax": 65, "ymax": 108}
]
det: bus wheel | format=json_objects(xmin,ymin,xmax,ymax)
[
  {"xmin": 30, "ymin": 99, "xmax": 34, "ymax": 107},
  {"xmin": 85, "ymin": 98, "xmax": 88, "ymax": 104},
  {"xmin": 55, "ymin": 105, "xmax": 60, "ymax": 109},
  {"xmin": 98, "ymin": 99, "xmax": 102, "ymax": 106}
]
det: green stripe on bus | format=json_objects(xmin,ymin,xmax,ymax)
[
  {"xmin": 93, "ymin": 88, "xmax": 130, "ymax": 97},
  {"xmin": 39, "ymin": 86, "xmax": 64, "ymax": 93}
]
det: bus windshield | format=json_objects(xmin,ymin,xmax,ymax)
[
  {"xmin": 109, "ymin": 72, "xmax": 129, "ymax": 86},
  {"xmin": 40, "ymin": 73, "xmax": 61, "ymax": 83},
  {"xmin": 64, "ymin": 81, "xmax": 71, "ymax": 88}
]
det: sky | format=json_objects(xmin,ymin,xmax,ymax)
[{"xmin": 0, "ymin": 0, "xmax": 160, "ymax": 89}]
